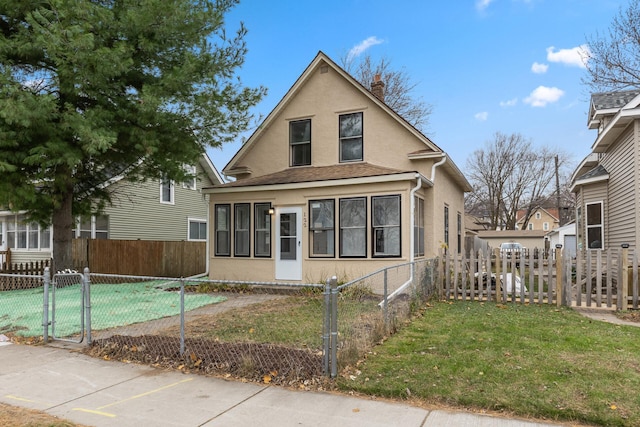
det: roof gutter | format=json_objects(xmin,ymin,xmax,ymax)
[{"xmin": 431, "ymin": 154, "xmax": 447, "ymax": 182}]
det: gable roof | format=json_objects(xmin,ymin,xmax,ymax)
[
  {"xmin": 223, "ymin": 51, "xmax": 444, "ymax": 176},
  {"xmin": 589, "ymin": 90, "xmax": 640, "ymax": 152}
]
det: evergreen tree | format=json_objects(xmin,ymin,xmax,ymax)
[{"xmin": 0, "ymin": 0, "xmax": 264, "ymax": 270}]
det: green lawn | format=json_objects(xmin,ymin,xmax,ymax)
[{"xmin": 339, "ymin": 301, "xmax": 640, "ymax": 427}]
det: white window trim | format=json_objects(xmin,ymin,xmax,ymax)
[
  {"xmin": 187, "ymin": 217, "xmax": 207, "ymax": 241},
  {"xmin": 160, "ymin": 178, "xmax": 175, "ymax": 205},
  {"xmin": 4, "ymin": 215, "xmax": 51, "ymax": 251},
  {"xmin": 182, "ymin": 165, "xmax": 197, "ymax": 190},
  {"xmin": 585, "ymin": 201, "xmax": 604, "ymax": 249}
]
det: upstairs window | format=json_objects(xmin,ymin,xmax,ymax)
[
  {"xmin": 182, "ymin": 164, "xmax": 197, "ymax": 190},
  {"xmin": 160, "ymin": 176, "xmax": 174, "ymax": 204},
  {"xmin": 339, "ymin": 112, "xmax": 363, "ymax": 162},
  {"xmin": 290, "ymin": 119, "xmax": 311, "ymax": 166}
]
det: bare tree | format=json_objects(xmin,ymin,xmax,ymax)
[
  {"xmin": 584, "ymin": 0, "xmax": 640, "ymax": 91},
  {"xmin": 340, "ymin": 53, "xmax": 433, "ymax": 133},
  {"xmin": 466, "ymin": 132, "xmax": 570, "ymax": 230}
]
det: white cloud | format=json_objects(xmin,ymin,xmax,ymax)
[
  {"xmin": 347, "ymin": 37, "xmax": 384, "ymax": 62},
  {"xmin": 500, "ymin": 98, "xmax": 518, "ymax": 107},
  {"xmin": 523, "ymin": 86, "xmax": 564, "ymax": 107},
  {"xmin": 475, "ymin": 111, "xmax": 489, "ymax": 121},
  {"xmin": 531, "ymin": 62, "xmax": 548, "ymax": 74},
  {"xmin": 546, "ymin": 45, "xmax": 591, "ymax": 68},
  {"xmin": 475, "ymin": 0, "xmax": 494, "ymax": 12}
]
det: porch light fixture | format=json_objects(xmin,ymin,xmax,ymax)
[{"xmin": 268, "ymin": 208, "xmax": 275, "ymax": 215}]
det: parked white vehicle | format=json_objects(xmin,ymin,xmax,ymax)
[{"xmin": 500, "ymin": 242, "xmax": 524, "ymax": 259}]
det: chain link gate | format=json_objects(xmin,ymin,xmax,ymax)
[{"xmin": 49, "ymin": 271, "xmax": 88, "ymax": 343}]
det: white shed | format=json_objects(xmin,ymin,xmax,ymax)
[{"xmin": 546, "ymin": 222, "xmax": 576, "ymax": 258}]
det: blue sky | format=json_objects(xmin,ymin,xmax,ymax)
[{"xmin": 208, "ymin": 0, "xmax": 625, "ymax": 175}]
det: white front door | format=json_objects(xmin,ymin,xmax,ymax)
[{"xmin": 275, "ymin": 207, "xmax": 302, "ymax": 281}]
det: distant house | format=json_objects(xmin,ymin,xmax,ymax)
[
  {"xmin": 571, "ymin": 89, "xmax": 640, "ymax": 251},
  {"xmin": 0, "ymin": 154, "xmax": 222, "ymax": 265},
  {"xmin": 515, "ymin": 207, "xmax": 559, "ymax": 232},
  {"xmin": 203, "ymin": 51, "xmax": 471, "ymax": 283}
]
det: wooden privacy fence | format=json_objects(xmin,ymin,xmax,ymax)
[
  {"xmin": 440, "ymin": 245, "xmax": 639, "ymax": 310},
  {"xmin": 72, "ymin": 239, "xmax": 206, "ymax": 277}
]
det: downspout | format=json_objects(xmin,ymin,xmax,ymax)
[{"xmin": 383, "ymin": 154, "xmax": 447, "ymax": 304}]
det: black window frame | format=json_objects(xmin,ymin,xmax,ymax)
[
  {"xmin": 414, "ymin": 197, "xmax": 425, "ymax": 257},
  {"xmin": 289, "ymin": 119, "xmax": 311, "ymax": 167},
  {"xmin": 444, "ymin": 205, "xmax": 450, "ymax": 250},
  {"xmin": 234, "ymin": 203, "xmax": 251, "ymax": 257},
  {"xmin": 372, "ymin": 195, "xmax": 401, "ymax": 258},
  {"xmin": 214, "ymin": 204, "xmax": 231, "ymax": 257},
  {"xmin": 309, "ymin": 199, "xmax": 335, "ymax": 258},
  {"xmin": 339, "ymin": 112, "xmax": 364, "ymax": 163},
  {"xmin": 339, "ymin": 197, "xmax": 367, "ymax": 258},
  {"xmin": 254, "ymin": 203, "xmax": 272, "ymax": 258}
]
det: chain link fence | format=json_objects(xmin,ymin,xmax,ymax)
[
  {"xmin": 0, "ymin": 273, "xmax": 45, "ymax": 338},
  {"xmin": 1, "ymin": 259, "xmax": 439, "ymax": 383},
  {"xmin": 329, "ymin": 258, "xmax": 438, "ymax": 375},
  {"xmin": 85, "ymin": 274, "xmax": 326, "ymax": 386}
]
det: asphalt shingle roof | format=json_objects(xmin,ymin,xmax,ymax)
[
  {"xmin": 211, "ymin": 163, "xmax": 411, "ymax": 188},
  {"xmin": 591, "ymin": 90, "xmax": 640, "ymax": 110},
  {"xmin": 575, "ymin": 164, "xmax": 608, "ymax": 182}
]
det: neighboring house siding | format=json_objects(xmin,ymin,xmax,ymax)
[
  {"xmin": 106, "ymin": 162, "xmax": 212, "ymax": 241},
  {"xmin": 600, "ymin": 126, "xmax": 636, "ymax": 249}
]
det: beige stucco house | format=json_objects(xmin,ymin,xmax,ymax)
[
  {"xmin": 571, "ymin": 89, "xmax": 640, "ymax": 251},
  {"xmin": 203, "ymin": 52, "xmax": 471, "ymax": 283}
]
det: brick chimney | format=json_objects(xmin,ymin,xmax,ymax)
[{"xmin": 370, "ymin": 74, "xmax": 385, "ymax": 102}]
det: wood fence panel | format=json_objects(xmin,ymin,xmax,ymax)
[{"xmin": 73, "ymin": 239, "xmax": 205, "ymax": 277}]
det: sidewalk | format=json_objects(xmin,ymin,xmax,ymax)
[{"xmin": 0, "ymin": 342, "xmax": 569, "ymax": 427}]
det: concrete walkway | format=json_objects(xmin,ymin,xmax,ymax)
[{"xmin": 0, "ymin": 342, "xmax": 573, "ymax": 427}]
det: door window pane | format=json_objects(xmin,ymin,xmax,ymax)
[{"xmin": 280, "ymin": 213, "xmax": 297, "ymax": 260}]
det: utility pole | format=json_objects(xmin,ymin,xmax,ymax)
[{"xmin": 555, "ymin": 155, "xmax": 562, "ymax": 225}]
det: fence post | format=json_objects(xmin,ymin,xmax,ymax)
[
  {"xmin": 180, "ymin": 277, "xmax": 185, "ymax": 356},
  {"xmin": 621, "ymin": 244, "xmax": 629, "ymax": 311},
  {"xmin": 43, "ymin": 267, "xmax": 50, "ymax": 343},
  {"xmin": 555, "ymin": 245, "xmax": 563, "ymax": 307},
  {"xmin": 383, "ymin": 268, "xmax": 389, "ymax": 327},
  {"xmin": 84, "ymin": 267, "xmax": 92, "ymax": 345},
  {"xmin": 323, "ymin": 277, "xmax": 331, "ymax": 376},
  {"xmin": 330, "ymin": 275, "xmax": 338, "ymax": 379}
]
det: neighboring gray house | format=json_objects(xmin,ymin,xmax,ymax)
[
  {"xmin": 0, "ymin": 154, "xmax": 222, "ymax": 265},
  {"xmin": 571, "ymin": 89, "xmax": 640, "ymax": 251}
]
